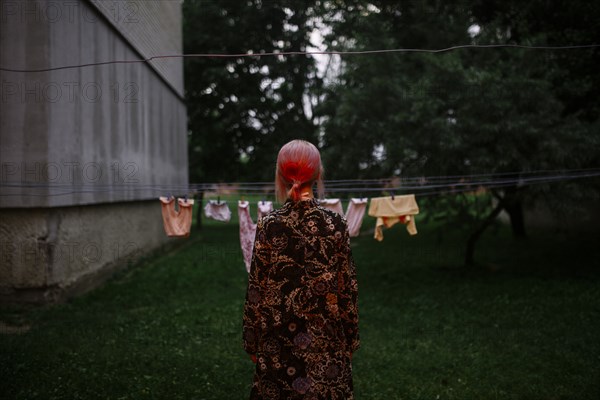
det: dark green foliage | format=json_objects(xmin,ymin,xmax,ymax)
[
  {"xmin": 317, "ymin": 0, "xmax": 599, "ymax": 179},
  {"xmin": 313, "ymin": 0, "xmax": 600, "ymax": 263},
  {"xmin": 183, "ymin": 1, "xmax": 599, "ymax": 263},
  {"xmin": 183, "ymin": 0, "xmax": 321, "ymax": 183}
]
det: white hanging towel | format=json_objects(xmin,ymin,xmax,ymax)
[
  {"xmin": 257, "ymin": 200, "xmax": 274, "ymax": 220},
  {"xmin": 204, "ymin": 200, "xmax": 231, "ymax": 222},
  {"xmin": 345, "ymin": 198, "xmax": 369, "ymax": 237},
  {"xmin": 318, "ymin": 198, "xmax": 344, "ymax": 215}
]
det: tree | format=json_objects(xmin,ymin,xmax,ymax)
[
  {"xmin": 315, "ymin": 0, "xmax": 600, "ymax": 266},
  {"xmin": 183, "ymin": 0, "xmax": 321, "ymax": 185}
]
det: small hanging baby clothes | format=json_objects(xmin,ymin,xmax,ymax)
[
  {"xmin": 318, "ymin": 198, "xmax": 344, "ymax": 215},
  {"xmin": 257, "ymin": 200, "xmax": 273, "ymax": 220},
  {"xmin": 368, "ymin": 195, "xmax": 419, "ymax": 241},
  {"xmin": 345, "ymin": 198, "xmax": 369, "ymax": 237},
  {"xmin": 238, "ymin": 200, "xmax": 257, "ymax": 273},
  {"xmin": 204, "ymin": 200, "xmax": 231, "ymax": 222},
  {"xmin": 159, "ymin": 196, "xmax": 194, "ymax": 237}
]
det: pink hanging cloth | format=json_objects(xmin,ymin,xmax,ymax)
[
  {"xmin": 238, "ymin": 200, "xmax": 257, "ymax": 273},
  {"xmin": 159, "ymin": 197, "xmax": 194, "ymax": 238}
]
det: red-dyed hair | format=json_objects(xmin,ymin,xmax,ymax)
[{"xmin": 275, "ymin": 140, "xmax": 324, "ymax": 203}]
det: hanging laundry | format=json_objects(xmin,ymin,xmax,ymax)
[
  {"xmin": 345, "ymin": 198, "xmax": 369, "ymax": 237},
  {"xmin": 238, "ymin": 200, "xmax": 257, "ymax": 273},
  {"xmin": 159, "ymin": 196, "xmax": 194, "ymax": 237},
  {"xmin": 367, "ymin": 195, "xmax": 419, "ymax": 241},
  {"xmin": 318, "ymin": 198, "xmax": 344, "ymax": 215},
  {"xmin": 318, "ymin": 198, "xmax": 369, "ymax": 237},
  {"xmin": 204, "ymin": 199, "xmax": 231, "ymax": 222},
  {"xmin": 257, "ymin": 200, "xmax": 273, "ymax": 220}
]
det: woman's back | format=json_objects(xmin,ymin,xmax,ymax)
[
  {"xmin": 256, "ymin": 198, "xmax": 355, "ymax": 341},
  {"xmin": 243, "ymin": 198, "xmax": 359, "ymax": 399}
]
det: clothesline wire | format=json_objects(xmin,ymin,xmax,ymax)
[
  {"xmin": 9, "ymin": 174, "xmax": 584, "ymax": 199},
  {"xmin": 203, "ymin": 173, "xmax": 600, "ymax": 200},
  {"xmin": 93, "ymin": 166, "xmax": 593, "ymax": 187},
  {"xmin": 200, "ymin": 175, "xmax": 600, "ymax": 201},
  {"xmin": 1, "ymin": 44, "xmax": 599, "ymax": 73},
  {"xmin": 2, "ymin": 167, "xmax": 599, "ymax": 190},
  {"xmin": 1, "ymin": 170, "xmax": 598, "ymax": 192},
  {"xmin": 324, "ymin": 172, "xmax": 600, "ymax": 187},
  {"xmin": 322, "ymin": 167, "xmax": 600, "ymax": 184},
  {"xmin": 2, "ymin": 170, "xmax": 599, "ymax": 198}
]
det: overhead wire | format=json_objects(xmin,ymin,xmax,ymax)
[
  {"xmin": 1, "ymin": 44, "xmax": 599, "ymax": 73},
  {"xmin": 1, "ymin": 41, "xmax": 598, "ymax": 198},
  {"xmin": 2, "ymin": 168, "xmax": 599, "ymax": 199}
]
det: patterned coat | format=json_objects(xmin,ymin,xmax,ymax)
[{"xmin": 242, "ymin": 198, "xmax": 360, "ymax": 399}]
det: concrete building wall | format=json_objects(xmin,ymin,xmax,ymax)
[
  {"xmin": 0, "ymin": 0, "xmax": 188, "ymax": 303},
  {"xmin": 0, "ymin": 200, "xmax": 172, "ymax": 303},
  {"xmin": 89, "ymin": 0, "xmax": 184, "ymax": 96},
  {"xmin": 0, "ymin": 0, "xmax": 188, "ymax": 207}
]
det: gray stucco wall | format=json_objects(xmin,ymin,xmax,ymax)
[
  {"xmin": 89, "ymin": 0, "xmax": 184, "ymax": 97},
  {"xmin": 0, "ymin": 0, "xmax": 189, "ymax": 302},
  {"xmin": 0, "ymin": 200, "xmax": 177, "ymax": 303},
  {"xmin": 1, "ymin": 0, "xmax": 188, "ymax": 207}
]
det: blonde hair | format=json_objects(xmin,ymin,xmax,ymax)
[{"xmin": 275, "ymin": 140, "xmax": 324, "ymax": 203}]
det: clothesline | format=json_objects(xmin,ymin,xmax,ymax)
[
  {"xmin": 201, "ymin": 193, "xmax": 419, "ymax": 267},
  {"xmin": 161, "ymin": 170, "xmax": 588, "ymax": 273},
  {"xmin": 1, "ymin": 44, "xmax": 599, "ymax": 73},
  {"xmin": 3, "ymin": 166, "xmax": 596, "ymax": 187},
  {"xmin": 323, "ymin": 167, "xmax": 600, "ymax": 184},
  {"xmin": 3, "ymin": 168, "xmax": 599, "ymax": 198}
]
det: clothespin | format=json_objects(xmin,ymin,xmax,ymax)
[
  {"xmin": 217, "ymin": 195, "xmax": 221, "ymax": 204},
  {"xmin": 390, "ymin": 190, "xmax": 395, "ymax": 200}
]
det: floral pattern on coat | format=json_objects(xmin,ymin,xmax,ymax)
[{"xmin": 243, "ymin": 198, "xmax": 360, "ymax": 399}]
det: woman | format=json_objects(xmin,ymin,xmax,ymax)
[{"xmin": 242, "ymin": 139, "xmax": 360, "ymax": 399}]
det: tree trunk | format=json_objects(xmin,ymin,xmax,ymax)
[
  {"xmin": 504, "ymin": 199, "xmax": 527, "ymax": 238},
  {"xmin": 502, "ymin": 187, "xmax": 527, "ymax": 238},
  {"xmin": 196, "ymin": 191, "xmax": 204, "ymax": 230},
  {"xmin": 465, "ymin": 197, "xmax": 505, "ymax": 267}
]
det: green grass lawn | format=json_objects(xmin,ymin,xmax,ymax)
[{"xmin": 1, "ymin": 196, "xmax": 599, "ymax": 399}]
